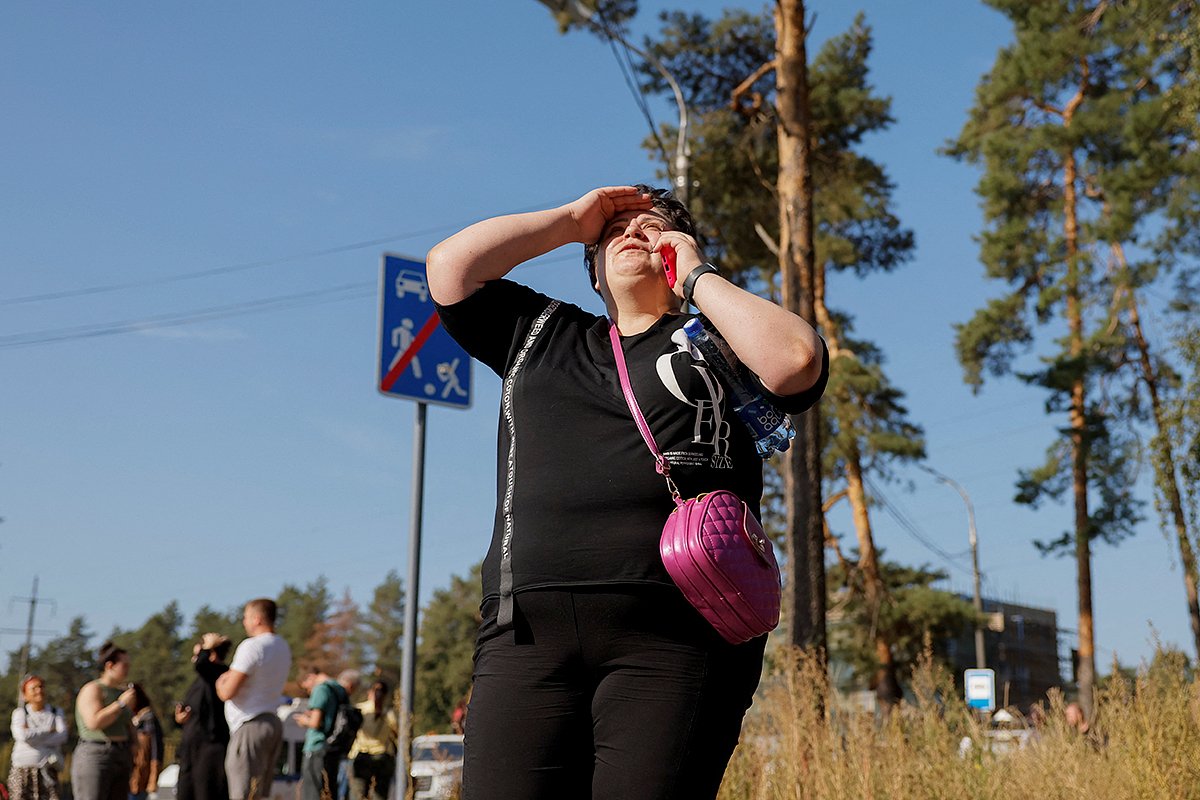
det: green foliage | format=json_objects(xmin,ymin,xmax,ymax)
[
  {"xmin": 943, "ymin": 0, "xmax": 1198, "ymax": 566},
  {"xmin": 827, "ymin": 558, "xmax": 977, "ymax": 689},
  {"xmin": 634, "ymin": 8, "xmax": 925, "ymax": 542},
  {"xmin": 187, "ymin": 603, "xmax": 243, "ymax": 646},
  {"xmin": 1175, "ymin": 327, "xmax": 1200, "ymax": 537},
  {"xmin": 357, "ymin": 570, "xmax": 406, "ymax": 684},
  {"xmin": 302, "ymin": 589, "xmax": 361, "ymax": 678},
  {"xmin": 0, "ymin": 617, "xmax": 96, "ymax": 736},
  {"xmin": 277, "ymin": 577, "xmax": 331, "ymax": 676},
  {"xmin": 0, "ymin": 570, "xmax": 447, "ymax": 757},
  {"xmin": 413, "ymin": 564, "xmax": 482, "ymax": 734},
  {"xmin": 821, "ymin": 321, "xmax": 926, "ymax": 486},
  {"xmin": 536, "ymin": 0, "xmax": 636, "ymax": 36},
  {"xmin": 111, "ymin": 601, "xmax": 192, "ymax": 714}
]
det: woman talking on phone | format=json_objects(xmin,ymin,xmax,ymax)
[
  {"xmin": 71, "ymin": 642, "xmax": 137, "ymax": 800},
  {"xmin": 427, "ymin": 185, "xmax": 827, "ymax": 800}
]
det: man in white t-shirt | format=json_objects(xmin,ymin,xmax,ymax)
[{"xmin": 216, "ymin": 598, "xmax": 292, "ymax": 800}]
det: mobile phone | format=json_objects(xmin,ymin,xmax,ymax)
[{"xmin": 661, "ymin": 244, "xmax": 678, "ymax": 288}]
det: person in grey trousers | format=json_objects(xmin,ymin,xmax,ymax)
[
  {"xmin": 71, "ymin": 642, "xmax": 138, "ymax": 800},
  {"xmin": 216, "ymin": 598, "xmax": 292, "ymax": 800}
]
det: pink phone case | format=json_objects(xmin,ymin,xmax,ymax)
[{"xmin": 661, "ymin": 244, "xmax": 678, "ymax": 288}]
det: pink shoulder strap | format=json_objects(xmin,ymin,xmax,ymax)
[{"xmin": 608, "ymin": 320, "xmax": 682, "ymax": 503}]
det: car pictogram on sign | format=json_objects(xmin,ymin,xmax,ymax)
[
  {"xmin": 395, "ymin": 269, "xmax": 429, "ymax": 303},
  {"xmin": 379, "ymin": 255, "xmax": 471, "ymax": 409}
]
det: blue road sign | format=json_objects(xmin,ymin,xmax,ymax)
[
  {"xmin": 964, "ymin": 668, "xmax": 996, "ymax": 711},
  {"xmin": 378, "ymin": 254, "xmax": 471, "ymax": 409}
]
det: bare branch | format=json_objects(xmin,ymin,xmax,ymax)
[
  {"xmin": 730, "ymin": 58, "xmax": 777, "ymax": 118},
  {"xmin": 755, "ymin": 222, "xmax": 781, "ymax": 257}
]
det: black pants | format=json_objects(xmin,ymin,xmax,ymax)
[
  {"xmin": 462, "ymin": 587, "xmax": 766, "ymax": 800},
  {"xmin": 349, "ymin": 753, "xmax": 394, "ymax": 800},
  {"xmin": 177, "ymin": 740, "xmax": 228, "ymax": 800}
]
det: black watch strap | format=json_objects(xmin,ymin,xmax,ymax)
[{"xmin": 682, "ymin": 263, "xmax": 719, "ymax": 308}]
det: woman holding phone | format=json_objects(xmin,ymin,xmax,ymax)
[
  {"xmin": 71, "ymin": 642, "xmax": 137, "ymax": 800},
  {"xmin": 427, "ymin": 184, "xmax": 827, "ymax": 799}
]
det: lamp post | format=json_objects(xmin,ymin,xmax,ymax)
[
  {"xmin": 921, "ymin": 464, "xmax": 986, "ymax": 670},
  {"xmin": 534, "ymin": 0, "xmax": 691, "ymax": 203}
]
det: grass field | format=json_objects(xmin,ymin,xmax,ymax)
[{"xmin": 718, "ymin": 648, "xmax": 1199, "ymax": 800}]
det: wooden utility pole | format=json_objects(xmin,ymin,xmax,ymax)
[{"xmin": 775, "ymin": 0, "xmax": 825, "ymax": 657}]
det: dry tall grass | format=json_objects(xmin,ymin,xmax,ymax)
[{"xmin": 718, "ymin": 649, "xmax": 1200, "ymax": 800}]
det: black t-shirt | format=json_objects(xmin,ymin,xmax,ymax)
[{"xmin": 436, "ymin": 279, "xmax": 827, "ymax": 603}]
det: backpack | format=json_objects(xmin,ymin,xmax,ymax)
[{"xmin": 324, "ymin": 695, "xmax": 363, "ymax": 755}]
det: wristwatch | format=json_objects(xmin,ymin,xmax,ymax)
[{"xmin": 682, "ymin": 263, "xmax": 720, "ymax": 308}]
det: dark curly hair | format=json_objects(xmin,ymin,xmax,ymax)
[
  {"xmin": 97, "ymin": 640, "xmax": 127, "ymax": 673},
  {"xmin": 583, "ymin": 184, "xmax": 698, "ymax": 295}
]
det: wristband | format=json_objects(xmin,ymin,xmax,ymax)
[{"xmin": 682, "ymin": 263, "xmax": 719, "ymax": 308}]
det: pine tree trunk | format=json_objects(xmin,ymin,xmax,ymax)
[
  {"xmin": 845, "ymin": 454, "xmax": 899, "ymax": 707},
  {"xmin": 1062, "ymin": 107, "xmax": 1095, "ymax": 719},
  {"xmin": 811, "ymin": 209, "xmax": 897, "ymax": 705},
  {"xmin": 775, "ymin": 0, "xmax": 825, "ymax": 658},
  {"xmin": 1120, "ymin": 257, "xmax": 1200, "ymax": 659}
]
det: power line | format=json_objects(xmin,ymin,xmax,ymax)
[
  {"xmin": 0, "ymin": 198, "xmax": 575, "ymax": 307},
  {"xmin": 0, "ymin": 283, "xmax": 374, "ymax": 349},
  {"xmin": 1, "ymin": 236, "xmax": 423, "ymax": 308},
  {"xmin": 0, "ymin": 251, "xmax": 585, "ymax": 350},
  {"xmin": 864, "ymin": 475, "xmax": 974, "ymax": 576}
]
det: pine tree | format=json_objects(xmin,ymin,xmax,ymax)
[
  {"xmin": 640, "ymin": 10, "xmax": 921, "ymax": 701},
  {"xmin": 301, "ymin": 589, "xmax": 361, "ymax": 678},
  {"xmin": 277, "ymin": 578, "xmax": 331, "ymax": 676},
  {"xmin": 358, "ymin": 570, "xmax": 405, "ymax": 684},
  {"xmin": 413, "ymin": 564, "xmax": 482, "ymax": 734},
  {"xmin": 827, "ymin": 558, "xmax": 977, "ymax": 690},
  {"xmin": 1088, "ymin": 0, "xmax": 1200, "ymax": 660},
  {"xmin": 187, "ymin": 604, "xmax": 243, "ymax": 648},
  {"xmin": 946, "ymin": 0, "xmax": 1159, "ymax": 716},
  {"xmin": 112, "ymin": 602, "xmax": 191, "ymax": 716}
]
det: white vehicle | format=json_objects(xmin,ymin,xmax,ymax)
[{"xmin": 410, "ymin": 733, "xmax": 464, "ymax": 800}]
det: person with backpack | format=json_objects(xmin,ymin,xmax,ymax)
[
  {"xmin": 7, "ymin": 674, "xmax": 68, "ymax": 800},
  {"xmin": 294, "ymin": 669, "xmax": 361, "ymax": 800}
]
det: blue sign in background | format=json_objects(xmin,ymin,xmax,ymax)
[
  {"xmin": 378, "ymin": 254, "xmax": 471, "ymax": 409},
  {"xmin": 964, "ymin": 668, "xmax": 996, "ymax": 711}
]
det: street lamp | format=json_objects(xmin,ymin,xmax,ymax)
[
  {"xmin": 534, "ymin": 0, "xmax": 691, "ymax": 203},
  {"xmin": 920, "ymin": 464, "xmax": 986, "ymax": 670}
]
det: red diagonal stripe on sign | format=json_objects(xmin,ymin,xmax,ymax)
[{"xmin": 381, "ymin": 311, "xmax": 442, "ymax": 392}]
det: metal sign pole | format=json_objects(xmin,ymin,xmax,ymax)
[{"xmin": 395, "ymin": 401, "xmax": 426, "ymax": 800}]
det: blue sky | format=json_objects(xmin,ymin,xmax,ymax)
[{"xmin": 0, "ymin": 1, "xmax": 1190, "ymax": 674}]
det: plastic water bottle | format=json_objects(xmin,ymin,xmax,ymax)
[{"xmin": 683, "ymin": 317, "xmax": 795, "ymax": 457}]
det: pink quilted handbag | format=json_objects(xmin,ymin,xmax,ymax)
[
  {"xmin": 609, "ymin": 323, "xmax": 782, "ymax": 644},
  {"xmin": 660, "ymin": 490, "xmax": 781, "ymax": 643}
]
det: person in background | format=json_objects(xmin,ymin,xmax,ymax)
[
  {"xmin": 72, "ymin": 642, "xmax": 138, "ymax": 800},
  {"xmin": 174, "ymin": 633, "xmax": 233, "ymax": 800},
  {"xmin": 128, "ymin": 685, "xmax": 164, "ymax": 800},
  {"xmin": 216, "ymin": 598, "xmax": 292, "ymax": 800},
  {"xmin": 347, "ymin": 681, "xmax": 398, "ymax": 800},
  {"xmin": 294, "ymin": 668, "xmax": 360, "ymax": 800},
  {"xmin": 7, "ymin": 674, "xmax": 68, "ymax": 800}
]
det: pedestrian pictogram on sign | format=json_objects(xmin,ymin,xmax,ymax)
[{"xmin": 378, "ymin": 254, "xmax": 471, "ymax": 408}]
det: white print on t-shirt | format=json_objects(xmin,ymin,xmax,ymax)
[{"xmin": 655, "ymin": 328, "xmax": 732, "ymax": 469}]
